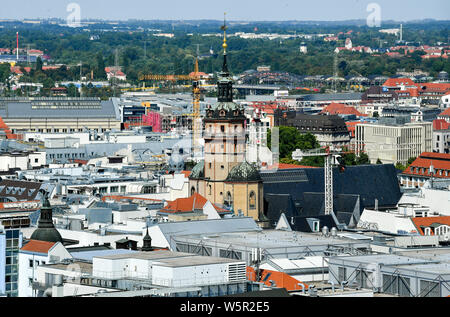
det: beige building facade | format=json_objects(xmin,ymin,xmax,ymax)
[{"xmin": 355, "ymin": 121, "xmax": 432, "ymax": 165}]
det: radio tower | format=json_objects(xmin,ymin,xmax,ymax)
[
  {"xmin": 16, "ymin": 32, "xmax": 19, "ymax": 61},
  {"xmin": 333, "ymin": 53, "xmax": 338, "ymax": 93},
  {"xmin": 399, "ymin": 24, "xmax": 403, "ymax": 42}
]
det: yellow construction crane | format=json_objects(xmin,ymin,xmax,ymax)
[
  {"xmin": 139, "ymin": 74, "xmax": 197, "ymax": 81},
  {"xmin": 191, "ymin": 56, "xmax": 202, "ymax": 161}
]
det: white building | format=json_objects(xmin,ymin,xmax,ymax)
[
  {"xmin": 0, "ymin": 151, "xmax": 46, "ymax": 172},
  {"xmin": 357, "ymin": 205, "xmax": 437, "ymax": 235},
  {"xmin": 433, "ymin": 129, "xmax": 450, "ymax": 153},
  {"xmin": 92, "ymin": 250, "xmax": 246, "ymax": 288},
  {"xmin": 399, "ymin": 181, "xmax": 450, "ymax": 216},
  {"xmin": 440, "ymin": 94, "xmax": 450, "ymax": 109},
  {"xmin": 18, "ymin": 240, "xmax": 72, "ymax": 297}
]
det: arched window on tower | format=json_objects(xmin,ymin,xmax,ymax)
[
  {"xmin": 249, "ymin": 191, "xmax": 256, "ymax": 209},
  {"xmin": 224, "ymin": 191, "xmax": 233, "ymax": 209}
]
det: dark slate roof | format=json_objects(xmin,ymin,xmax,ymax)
[
  {"xmin": 30, "ymin": 227, "xmax": 63, "ymax": 244},
  {"xmin": 277, "ymin": 112, "xmax": 349, "ymax": 134},
  {"xmin": 300, "ymin": 93, "xmax": 362, "ymax": 102},
  {"xmin": 261, "ymin": 164, "xmax": 401, "ymax": 225},
  {"xmin": 264, "ymin": 192, "xmax": 360, "ymax": 229},
  {"xmin": 289, "ymin": 215, "xmax": 338, "ymax": 233},
  {"xmin": 0, "ymin": 179, "xmax": 42, "ymax": 201}
]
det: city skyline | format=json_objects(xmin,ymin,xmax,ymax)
[{"xmin": 0, "ymin": 0, "xmax": 449, "ymax": 22}]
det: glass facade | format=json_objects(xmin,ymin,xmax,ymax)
[{"xmin": 4, "ymin": 229, "xmax": 21, "ymax": 297}]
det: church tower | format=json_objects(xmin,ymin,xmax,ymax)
[
  {"xmin": 202, "ymin": 16, "xmax": 246, "ymax": 205},
  {"xmin": 189, "ymin": 15, "xmax": 265, "ymax": 223}
]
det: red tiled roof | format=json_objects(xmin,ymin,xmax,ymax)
[
  {"xmin": 416, "ymin": 83, "xmax": 450, "ymax": 94},
  {"xmin": 21, "ymin": 240, "xmax": 56, "ymax": 254},
  {"xmin": 180, "ymin": 170, "xmax": 191, "ymax": 178},
  {"xmin": 160, "ymin": 193, "xmax": 228, "ymax": 214},
  {"xmin": 397, "ymin": 88, "xmax": 419, "ymax": 98},
  {"xmin": 433, "ymin": 119, "xmax": 450, "ymax": 130},
  {"xmin": 11, "ymin": 66, "xmax": 31, "ymax": 74},
  {"xmin": 402, "ymin": 152, "xmax": 450, "ymax": 177},
  {"xmin": 383, "ymin": 78, "xmax": 415, "ymax": 87},
  {"xmin": 411, "ymin": 216, "xmax": 450, "ymax": 236},
  {"xmin": 439, "ymin": 108, "xmax": 450, "ymax": 117},
  {"xmin": 321, "ymin": 103, "xmax": 366, "ymax": 117}
]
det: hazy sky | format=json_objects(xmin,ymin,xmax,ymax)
[{"xmin": 1, "ymin": 0, "xmax": 449, "ymax": 21}]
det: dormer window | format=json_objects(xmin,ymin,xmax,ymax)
[{"xmin": 219, "ymin": 110, "xmax": 226, "ymax": 117}]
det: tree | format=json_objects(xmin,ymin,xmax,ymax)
[
  {"xmin": 395, "ymin": 162, "xmax": 406, "ymax": 171},
  {"xmin": 268, "ymin": 126, "xmax": 320, "ymax": 160},
  {"xmin": 376, "ymin": 158, "xmax": 382, "ymax": 164},
  {"xmin": 407, "ymin": 157, "xmax": 417, "ymax": 166},
  {"xmin": 373, "ymin": 111, "xmax": 379, "ymax": 118},
  {"xmin": 356, "ymin": 153, "xmax": 370, "ymax": 165},
  {"xmin": 0, "ymin": 63, "xmax": 10, "ymax": 82},
  {"xmin": 35, "ymin": 57, "xmax": 43, "ymax": 72},
  {"xmin": 94, "ymin": 52, "xmax": 106, "ymax": 80}
]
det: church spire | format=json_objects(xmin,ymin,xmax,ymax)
[
  {"xmin": 142, "ymin": 225, "xmax": 152, "ymax": 252},
  {"xmin": 30, "ymin": 190, "xmax": 63, "ymax": 243},
  {"xmin": 220, "ymin": 12, "xmax": 229, "ymax": 75},
  {"xmin": 218, "ymin": 13, "xmax": 233, "ymax": 103}
]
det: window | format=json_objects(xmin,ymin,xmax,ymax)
[
  {"xmin": 219, "ymin": 249, "xmax": 242, "ymax": 260},
  {"xmin": 435, "ymin": 225, "xmax": 450, "ymax": 236},
  {"xmin": 398, "ymin": 277, "xmax": 411, "ymax": 297},
  {"xmin": 225, "ymin": 191, "xmax": 233, "ymax": 207},
  {"xmin": 338, "ymin": 267, "xmax": 347, "ymax": 283},
  {"xmin": 420, "ymin": 280, "xmax": 440, "ymax": 297},
  {"xmin": 249, "ymin": 191, "xmax": 256, "ymax": 209},
  {"xmin": 383, "ymin": 274, "xmax": 398, "ymax": 295},
  {"xmin": 29, "ymin": 259, "xmax": 33, "ymax": 268},
  {"xmin": 313, "ymin": 221, "xmax": 320, "ymax": 232}
]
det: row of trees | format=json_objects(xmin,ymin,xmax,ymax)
[
  {"xmin": 268, "ymin": 126, "xmax": 370, "ymax": 168},
  {"xmin": 0, "ymin": 23, "xmax": 448, "ymax": 90}
]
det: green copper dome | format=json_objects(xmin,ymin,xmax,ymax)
[
  {"xmin": 189, "ymin": 160, "xmax": 205, "ymax": 179},
  {"xmin": 226, "ymin": 161, "xmax": 262, "ymax": 182}
]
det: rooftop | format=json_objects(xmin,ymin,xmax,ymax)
[
  {"xmin": 20, "ymin": 239, "xmax": 56, "ymax": 254},
  {"xmin": 94, "ymin": 250, "xmax": 192, "ymax": 261},
  {"xmin": 153, "ymin": 255, "xmax": 243, "ymax": 268}
]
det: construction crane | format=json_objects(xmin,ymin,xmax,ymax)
[
  {"xmin": 138, "ymin": 48, "xmax": 204, "ymax": 160},
  {"xmin": 191, "ymin": 50, "xmax": 202, "ymax": 161},
  {"xmin": 294, "ymin": 146, "xmax": 346, "ymax": 216}
]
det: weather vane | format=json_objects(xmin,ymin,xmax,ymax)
[{"xmin": 220, "ymin": 12, "xmax": 228, "ymax": 53}]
